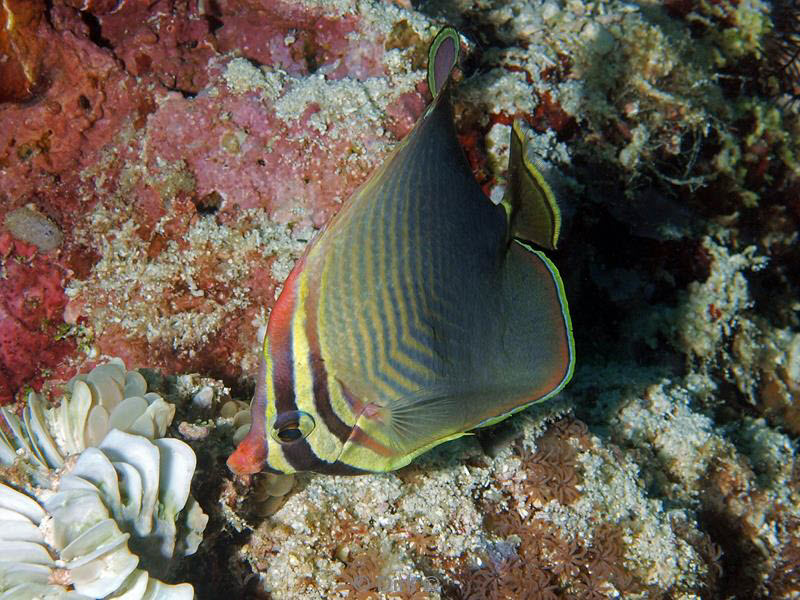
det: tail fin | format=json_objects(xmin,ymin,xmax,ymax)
[
  {"xmin": 427, "ymin": 27, "xmax": 460, "ymax": 99},
  {"xmin": 504, "ymin": 120, "xmax": 562, "ymax": 250}
]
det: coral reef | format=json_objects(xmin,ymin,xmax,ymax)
[
  {"xmin": 0, "ymin": 235, "xmax": 74, "ymax": 406},
  {"xmin": 0, "ymin": 0, "xmax": 798, "ymax": 598},
  {"xmin": 0, "ymin": 0, "xmax": 436, "ymax": 396},
  {"xmin": 766, "ymin": 0, "xmax": 800, "ymax": 104}
]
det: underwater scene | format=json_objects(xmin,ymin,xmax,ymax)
[{"xmin": 0, "ymin": 0, "xmax": 799, "ymax": 598}]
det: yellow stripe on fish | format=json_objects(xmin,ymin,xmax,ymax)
[{"xmin": 228, "ymin": 27, "xmax": 575, "ymax": 477}]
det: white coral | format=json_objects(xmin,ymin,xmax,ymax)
[{"xmin": 0, "ymin": 359, "xmax": 207, "ymax": 599}]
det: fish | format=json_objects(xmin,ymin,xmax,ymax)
[{"xmin": 227, "ymin": 27, "xmax": 575, "ymax": 476}]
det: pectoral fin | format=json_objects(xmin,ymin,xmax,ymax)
[{"xmin": 336, "ymin": 385, "xmax": 468, "ymax": 472}]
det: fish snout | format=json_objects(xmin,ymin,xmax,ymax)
[{"xmin": 227, "ymin": 427, "xmax": 267, "ymax": 475}]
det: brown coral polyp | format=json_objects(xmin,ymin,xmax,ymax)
[{"xmin": 518, "ymin": 420, "xmax": 585, "ymax": 509}]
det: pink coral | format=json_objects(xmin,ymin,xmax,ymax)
[
  {"xmin": 92, "ymin": 0, "xmax": 218, "ymax": 93},
  {"xmin": 0, "ymin": 7, "xmax": 146, "ymax": 202},
  {"xmin": 215, "ymin": 2, "xmax": 385, "ymax": 80},
  {"xmin": 385, "ymin": 88, "xmax": 428, "ymax": 139},
  {"xmin": 0, "ymin": 0, "xmax": 425, "ymax": 394},
  {"xmin": 0, "ymin": 236, "xmax": 74, "ymax": 404}
]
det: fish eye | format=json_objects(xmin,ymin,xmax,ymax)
[{"xmin": 270, "ymin": 410, "xmax": 315, "ymax": 444}]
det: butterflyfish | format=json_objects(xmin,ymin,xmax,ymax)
[{"xmin": 228, "ymin": 27, "xmax": 575, "ymax": 476}]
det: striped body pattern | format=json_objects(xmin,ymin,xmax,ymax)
[{"xmin": 228, "ymin": 28, "xmax": 575, "ymax": 476}]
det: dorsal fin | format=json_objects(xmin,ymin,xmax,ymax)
[
  {"xmin": 505, "ymin": 120, "xmax": 562, "ymax": 250},
  {"xmin": 427, "ymin": 27, "xmax": 460, "ymax": 98}
]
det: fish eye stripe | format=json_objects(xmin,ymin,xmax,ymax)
[
  {"xmin": 282, "ymin": 435, "xmax": 325, "ymax": 471},
  {"xmin": 310, "ymin": 460, "xmax": 369, "ymax": 476},
  {"xmin": 270, "ymin": 410, "xmax": 315, "ymax": 444},
  {"xmin": 288, "ymin": 273, "xmax": 349, "ymax": 464}
]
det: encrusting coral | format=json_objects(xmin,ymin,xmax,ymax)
[{"xmin": 0, "ymin": 358, "xmax": 207, "ymax": 599}]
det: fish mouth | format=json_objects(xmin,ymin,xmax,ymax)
[{"xmin": 227, "ymin": 427, "xmax": 267, "ymax": 475}]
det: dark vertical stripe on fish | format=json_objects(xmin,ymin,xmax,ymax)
[
  {"xmin": 266, "ymin": 260, "xmax": 326, "ymax": 471},
  {"xmin": 305, "ymin": 282, "xmax": 351, "ymax": 443}
]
